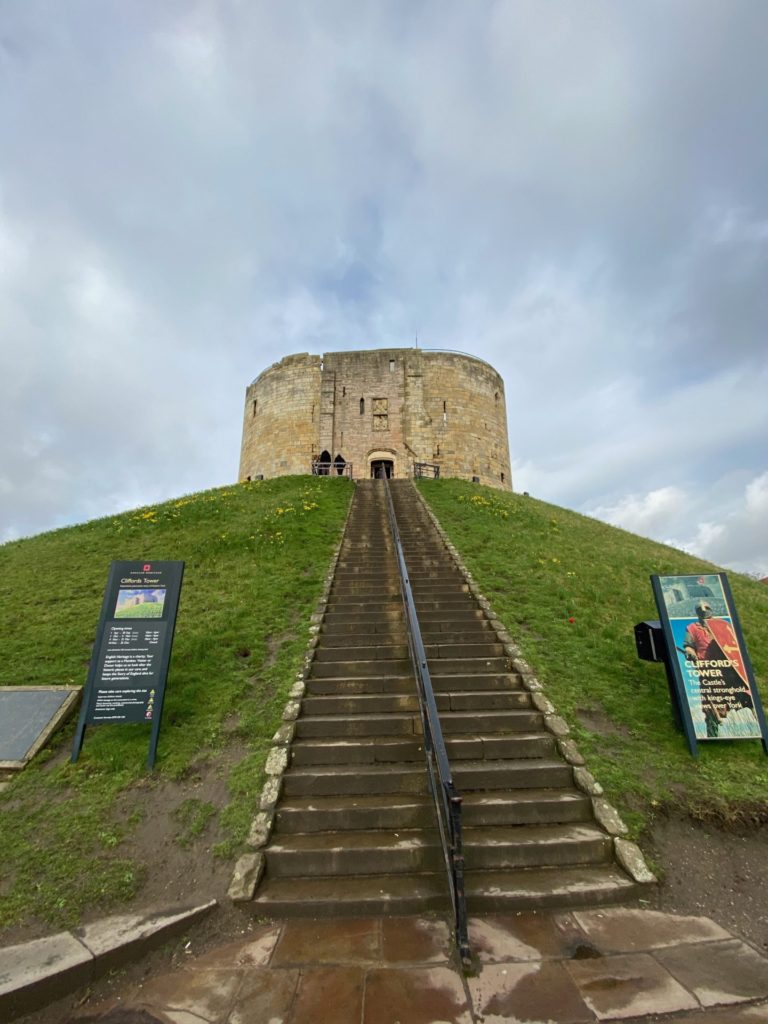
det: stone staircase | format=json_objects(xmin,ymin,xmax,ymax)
[
  {"xmin": 252, "ymin": 479, "xmax": 638, "ymax": 917},
  {"xmin": 389, "ymin": 480, "xmax": 637, "ymax": 911}
]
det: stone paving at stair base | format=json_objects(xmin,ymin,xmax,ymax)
[{"xmin": 70, "ymin": 908, "xmax": 768, "ymax": 1024}]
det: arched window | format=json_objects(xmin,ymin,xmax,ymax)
[
  {"xmin": 359, "ymin": 398, "xmax": 365, "ymax": 415},
  {"xmin": 318, "ymin": 450, "xmax": 331, "ymax": 475},
  {"xmin": 334, "ymin": 454, "xmax": 346, "ymax": 476}
]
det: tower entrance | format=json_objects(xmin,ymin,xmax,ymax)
[{"xmin": 370, "ymin": 459, "xmax": 394, "ymax": 479}]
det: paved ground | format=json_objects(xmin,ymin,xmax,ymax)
[{"xmin": 70, "ymin": 907, "xmax": 768, "ymax": 1024}]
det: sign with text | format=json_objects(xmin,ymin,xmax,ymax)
[
  {"xmin": 651, "ymin": 573, "xmax": 767, "ymax": 755},
  {"xmin": 71, "ymin": 561, "xmax": 184, "ymax": 768}
]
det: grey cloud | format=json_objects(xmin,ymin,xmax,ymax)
[{"xmin": 0, "ymin": 1, "xmax": 766, "ymax": 577}]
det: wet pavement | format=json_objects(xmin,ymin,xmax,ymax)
[{"xmin": 73, "ymin": 908, "xmax": 768, "ymax": 1023}]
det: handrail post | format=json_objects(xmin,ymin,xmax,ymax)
[{"xmin": 381, "ymin": 477, "xmax": 471, "ymax": 968}]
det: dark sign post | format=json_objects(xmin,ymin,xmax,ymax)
[
  {"xmin": 647, "ymin": 573, "xmax": 768, "ymax": 757},
  {"xmin": 71, "ymin": 560, "xmax": 184, "ymax": 769}
]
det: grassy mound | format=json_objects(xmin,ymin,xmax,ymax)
[
  {"xmin": 417, "ymin": 479, "xmax": 768, "ymax": 834},
  {"xmin": 0, "ymin": 476, "xmax": 352, "ymax": 930}
]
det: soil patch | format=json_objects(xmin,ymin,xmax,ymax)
[
  {"xmin": 0, "ymin": 749, "xmax": 245, "ymax": 949},
  {"xmin": 645, "ymin": 808, "xmax": 768, "ymax": 952},
  {"xmin": 574, "ymin": 705, "xmax": 631, "ymax": 740}
]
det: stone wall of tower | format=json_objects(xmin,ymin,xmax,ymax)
[
  {"xmin": 238, "ymin": 348, "xmax": 512, "ymax": 490},
  {"xmin": 238, "ymin": 353, "xmax": 322, "ymax": 480},
  {"xmin": 415, "ymin": 350, "xmax": 512, "ymax": 489}
]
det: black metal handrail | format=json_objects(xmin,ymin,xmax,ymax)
[
  {"xmin": 413, "ymin": 462, "xmax": 440, "ymax": 479},
  {"xmin": 311, "ymin": 459, "xmax": 353, "ymax": 478},
  {"xmin": 381, "ymin": 477, "xmax": 470, "ymax": 966}
]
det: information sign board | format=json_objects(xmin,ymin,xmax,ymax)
[
  {"xmin": 71, "ymin": 560, "xmax": 184, "ymax": 768},
  {"xmin": 651, "ymin": 572, "xmax": 768, "ymax": 756}
]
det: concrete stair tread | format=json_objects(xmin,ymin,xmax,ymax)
[
  {"xmin": 278, "ymin": 793, "xmax": 433, "ymax": 812},
  {"xmin": 462, "ymin": 822, "xmax": 609, "ymax": 846},
  {"xmin": 464, "ymin": 865, "xmax": 637, "ymax": 909},
  {"xmin": 287, "ymin": 762, "xmax": 423, "ymax": 780},
  {"xmin": 290, "ymin": 736, "xmax": 424, "ymax": 764},
  {"xmin": 253, "ymin": 872, "xmax": 449, "ymax": 915},
  {"xmin": 268, "ymin": 828, "xmax": 439, "ymax": 853}
]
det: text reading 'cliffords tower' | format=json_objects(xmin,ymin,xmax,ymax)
[{"xmin": 238, "ymin": 348, "xmax": 512, "ymax": 490}]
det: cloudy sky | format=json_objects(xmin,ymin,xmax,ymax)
[{"xmin": 1, "ymin": 1, "xmax": 766, "ymax": 576}]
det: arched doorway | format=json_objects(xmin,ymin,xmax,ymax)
[
  {"xmin": 316, "ymin": 450, "xmax": 331, "ymax": 475},
  {"xmin": 368, "ymin": 449, "xmax": 397, "ymax": 480},
  {"xmin": 334, "ymin": 454, "xmax": 346, "ymax": 476},
  {"xmin": 370, "ymin": 459, "xmax": 394, "ymax": 479}
]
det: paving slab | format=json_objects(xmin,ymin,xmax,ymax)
[
  {"xmin": 291, "ymin": 966, "xmax": 364, "ymax": 1021},
  {"xmin": 272, "ymin": 916, "xmax": 381, "ymax": 965},
  {"xmin": 0, "ymin": 932, "xmax": 93, "ymax": 1020},
  {"xmin": 363, "ymin": 966, "xmax": 472, "ymax": 1024},
  {"xmin": 657, "ymin": 938, "xmax": 768, "ymax": 1008},
  {"xmin": 227, "ymin": 968, "xmax": 299, "ymax": 1024},
  {"xmin": 573, "ymin": 907, "xmax": 731, "ymax": 952},
  {"xmin": 380, "ymin": 916, "xmax": 452, "ymax": 963},
  {"xmin": 468, "ymin": 960, "xmax": 593, "ymax": 1023},
  {"xmin": 565, "ymin": 951, "xmax": 699, "ymax": 1020},
  {"xmin": 468, "ymin": 911, "xmax": 588, "ymax": 963},
  {"xmin": 132, "ymin": 968, "xmax": 243, "ymax": 1022}
]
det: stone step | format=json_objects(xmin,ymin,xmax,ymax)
[
  {"xmin": 321, "ymin": 618, "xmax": 406, "ymax": 635},
  {"xmin": 404, "ymin": 598, "xmax": 483, "ymax": 611},
  {"xmin": 275, "ymin": 793, "xmax": 434, "ymax": 833},
  {"xmin": 300, "ymin": 690, "xmax": 531, "ymax": 717},
  {"xmin": 461, "ymin": 789, "xmax": 593, "ymax": 826},
  {"xmin": 329, "ymin": 586, "xmax": 402, "ymax": 599},
  {"xmin": 426, "ymin": 656, "xmax": 510, "ymax": 674},
  {"xmin": 303, "ymin": 684, "xmax": 536, "ymax": 716},
  {"xmin": 301, "ymin": 693, "xmax": 420, "ymax": 716},
  {"xmin": 417, "ymin": 609, "xmax": 485, "ymax": 623},
  {"xmin": 463, "ymin": 823, "xmax": 613, "ymax": 870},
  {"xmin": 295, "ymin": 712, "xmax": 420, "ymax": 739},
  {"xmin": 309, "ymin": 658, "xmax": 412, "ymax": 678},
  {"xmin": 464, "ymin": 865, "xmax": 638, "ymax": 913},
  {"xmin": 448, "ymin": 733, "xmax": 556, "ymax": 760},
  {"xmin": 265, "ymin": 829, "xmax": 442, "ymax": 877},
  {"xmin": 313, "ymin": 645, "xmax": 410, "ymax": 663},
  {"xmin": 305, "ymin": 676, "xmax": 415, "ymax": 696},
  {"xmin": 282, "ymin": 763, "xmax": 427, "ymax": 797},
  {"xmin": 313, "ymin": 643, "xmax": 505, "ymax": 667},
  {"xmin": 425, "ymin": 642, "xmax": 505, "ymax": 659},
  {"xmin": 289, "ymin": 732, "xmax": 555, "ymax": 767},
  {"xmin": 319, "ymin": 631, "xmax": 408, "ymax": 647},
  {"xmin": 322, "ymin": 610, "xmax": 403, "ymax": 626},
  {"xmin": 429, "ymin": 673, "xmax": 524, "ymax": 691},
  {"xmin": 408, "ymin": 588, "xmax": 474, "ymax": 599},
  {"xmin": 290, "ymin": 736, "xmax": 424, "ymax": 766},
  {"xmin": 453, "ymin": 759, "xmax": 573, "ymax": 790},
  {"xmin": 252, "ymin": 872, "xmax": 448, "ymax": 917},
  {"xmin": 439, "ymin": 709, "xmax": 542, "ymax": 734},
  {"xmin": 420, "ymin": 628, "xmax": 495, "ymax": 643},
  {"xmin": 325, "ymin": 598, "xmax": 403, "ymax": 612}
]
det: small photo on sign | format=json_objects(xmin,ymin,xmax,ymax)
[{"xmin": 114, "ymin": 588, "xmax": 166, "ymax": 619}]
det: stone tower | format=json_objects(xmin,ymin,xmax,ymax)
[{"xmin": 238, "ymin": 348, "xmax": 512, "ymax": 490}]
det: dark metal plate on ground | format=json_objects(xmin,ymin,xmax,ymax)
[{"xmin": 0, "ymin": 686, "xmax": 82, "ymax": 769}]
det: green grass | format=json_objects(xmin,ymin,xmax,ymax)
[
  {"xmin": 0, "ymin": 476, "xmax": 351, "ymax": 930},
  {"xmin": 418, "ymin": 479, "xmax": 768, "ymax": 835}
]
